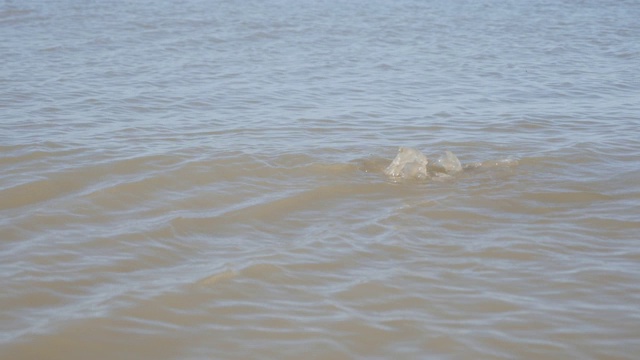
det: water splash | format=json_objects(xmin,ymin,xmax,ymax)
[
  {"xmin": 434, "ymin": 151, "xmax": 462, "ymax": 174},
  {"xmin": 384, "ymin": 147, "xmax": 517, "ymax": 181},
  {"xmin": 384, "ymin": 147, "xmax": 429, "ymax": 180}
]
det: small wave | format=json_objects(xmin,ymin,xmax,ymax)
[
  {"xmin": 197, "ymin": 269, "xmax": 238, "ymax": 286},
  {"xmin": 196, "ymin": 263, "xmax": 289, "ymax": 287}
]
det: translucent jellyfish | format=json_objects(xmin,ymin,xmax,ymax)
[{"xmin": 384, "ymin": 147, "xmax": 429, "ymax": 180}]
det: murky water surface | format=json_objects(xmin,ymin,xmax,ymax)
[{"xmin": 1, "ymin": 0, "xmax": 639, "ymax": 358}]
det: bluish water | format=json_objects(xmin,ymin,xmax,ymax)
[{"xmin": 1, "ymin": 1, "xmax": 640, "ymax": 359}]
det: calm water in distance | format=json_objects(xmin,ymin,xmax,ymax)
[{"xmin": 1, "ymin": 0, "xmax": 640, "ymax": 359}]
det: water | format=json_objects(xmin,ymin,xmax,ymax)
[{"xmin": 2, "ymin": 0, "xmax": 639, "ymax": 358}]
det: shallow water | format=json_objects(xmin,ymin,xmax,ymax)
[{"xmin": 2, "ymin": 0, "xmax": 640, "ymax": 359}]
